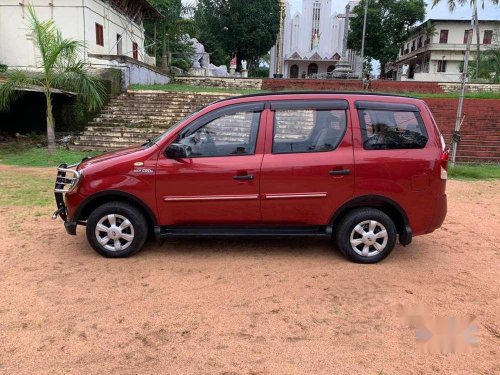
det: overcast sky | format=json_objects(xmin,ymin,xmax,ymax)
[
  {"xmin": 287, "ymin": 0, "xmax": 500, "ymax": 20},
  {"xmin": 184, "ymin": 1, "xmax": 500, "ymax": 20}
]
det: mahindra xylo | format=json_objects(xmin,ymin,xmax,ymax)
[{"xmin": 53, "ymin": 92, "xmax": 448, "ymax": 263}]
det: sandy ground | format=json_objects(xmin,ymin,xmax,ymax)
[{"xmin": 0, "ymin": 166, "xmax": 498, "ymax": 375}]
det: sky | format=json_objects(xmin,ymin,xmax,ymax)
[{"xmin": 287, "ymin": 0, "xmax": 500, "ymax": 20}]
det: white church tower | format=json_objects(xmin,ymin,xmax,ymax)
[{"xmin": 270, "ymin": 0, "xmax": 361, "ymax": 78}]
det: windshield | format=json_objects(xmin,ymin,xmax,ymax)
[{"xmin": 143, "ymin": 109, "xmax": 203, "ymax": 147}]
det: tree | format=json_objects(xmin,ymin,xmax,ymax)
[
  {"xmin": 144, "ymin": 0, "xmax": 196, "ymax": 70},
  {"xmin": 0, "ymin": 6, "xmax": 105, "ymax": 153},
  {"xmin": 347, "ymin": 0, "xmax": 426, "ymax": 76},
  {"xmin": 431, "ymin": 0, "xmax": 499, "ymax": 79},
  {"xmin": 467, "ymin": 27, "xmax": 500, "ymax": 82},
  {"xmin": 194, "ymin": 0, "xmax": 280, "ymax": 72}
]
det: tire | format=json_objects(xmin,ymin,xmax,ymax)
[
  {"xmin": 86, "ymin": 201, "xmax": 148, "ymax": 258},
  {"xmin": 336, "ymin": 208, "xmax": 397, "ymax": 264}
]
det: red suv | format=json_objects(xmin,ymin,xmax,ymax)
[{"xmin": 53, "ymin": 92, "xmax": 448, "ymax": 263}]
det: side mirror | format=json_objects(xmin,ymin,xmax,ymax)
[{"xmin": 165, "ymin": 143, "xmax": 190, "ymax": 159}]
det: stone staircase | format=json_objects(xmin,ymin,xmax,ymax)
[{"xmin": 73, "ymin": 90, "xmax": 236, "ymax": 150}]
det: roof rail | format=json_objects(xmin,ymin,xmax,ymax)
[{"xmin": 212, "ymin": 90, "xmax": 418, "ymax": 104}]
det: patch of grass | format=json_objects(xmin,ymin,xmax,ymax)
[
  {"xmin": 129, "ymin": 83, "xmax": 262, "ymax": 95},
  {"xmin": 401, "ymin": 91, "xmax": 500, "ymax": 100},
  {"xmin": 0, "ymin": 170, "xmax": 53, "ymax": 207},
  {"xmin": 0, "ymin": 142, "xmax": 101, "ymax": 167},
  {"xmin": 448, "ymin": 163, "xmax": 500, "ymax": 180}
]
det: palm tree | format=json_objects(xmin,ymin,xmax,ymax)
[
  {"xmin": 432, "ymin": 0, "xmax": 499, "ymax": 79},
  {"xmin": 423, "ymin": 20, "xmax": 437, "ymax": 46},
  {"xmin": 0, "ymin": 6, "xmax": 106, "ymax": 153}
]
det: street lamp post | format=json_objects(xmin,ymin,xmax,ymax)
[
  {"xmin": 359, "ymin": 0, "xmax": 369, "ymax": 79},
  {"xmin": 274, "ymin": 0, "xmax": 285, "ymax": 78}
]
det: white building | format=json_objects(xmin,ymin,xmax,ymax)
[
  {"xmin": 0, "ymin": 0, "xmax": 169, "ymax": 85},
  {"xmin": 393, "ymin": 19, "xmax": 500, "ymax": 82},
  {"xmin": 269, "ymin": 0, "xmax": 361, "ymax": 78}
]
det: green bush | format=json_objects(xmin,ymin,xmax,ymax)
[{"xmin": 170, "ymin": 58, "xmax": 191, "ymax": 72}]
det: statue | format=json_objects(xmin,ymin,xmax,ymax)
[
  {"xmin": 188, "ymin": 37, "xmax": 208, "ymax": 68},
  {"xmin": 229, "ymin": 53, "xmax": 237, "ymax": 75},
  {"xmin": 312, "ymin": 32, "xmax": 321, "ymax": 49},
  {"xmin": 241, "ymin": 59, "xmax": 248, "ymax": 78}
]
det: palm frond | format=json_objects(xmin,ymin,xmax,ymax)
[
  {"xmin": 0, "ymin": 70, "xmax": 44, "ymax": 111},
  {"xmin": 26, "ymin": 5, "xmax": 59, "ymax": 73},
  {"xmin": 52, "ymin": 62, "xmax": 107, "ymax": 111}
]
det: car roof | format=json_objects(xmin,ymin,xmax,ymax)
[{"xmin": 214, "ymin": 91, "xmax": 421, "ymax": 105}]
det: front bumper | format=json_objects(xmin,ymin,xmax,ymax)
[{"xmin": 53, "ymin": 163, "xmax": 82, "ymax": 236}]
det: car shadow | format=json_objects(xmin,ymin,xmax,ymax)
[{"xmin": 140, "ymin": 236, "xmax": 345, "ymax": 260}]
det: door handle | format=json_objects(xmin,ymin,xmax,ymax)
[
  {"xmin": 329, "ymin": 169, "xmax": 351, "ymax": 176},
  {"xmin": 233, "ymin": 175, "xmax": 254, "ymax": 181}
]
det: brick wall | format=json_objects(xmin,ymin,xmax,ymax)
[
  {"xmin": 262, "ymin": 79, "xmax": 445, "ymax": 94},
  {"xmin": 423, "ymin": 98, "xmax": 500, "ymax": 162},
  {"xmin": 422, "ymin": 98, "xmax": 500, "ymax": 133}
]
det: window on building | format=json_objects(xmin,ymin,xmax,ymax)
[
  {"xmin": 311, "ymin": 1, "xmax": 321, "ymax": 49},
  {"xmin": 132, "ymin": 42, "xmax": 138, "ymax": 59},
  {"xmin": 358, "ymin": 109, "xmax": 428, "ymax": 150},
  {"xmin": 439, "ymin": 30, "xmax": 449, "ymax": 43},
  {"xmin": 411, "ymin": 40, "xmax": 416, "ymax": 51},
  {"xmin": 290, "ymin": 64, "xmax": 299, "ymax": 78},
  {"xmin": 273, "ymin": 109, "xmax": 347, "ymax": 154},
  {"xmin": 95, "ymin": 23, "xmax": 104, "ymax": 47},
  {"xmin": 463, "ymin": 30, "xmax": 471, "ymax": 44},
  {"xmin": 116, "ymin": 34, "xmax": 122, "ymax": 55},
  {"xmin": 327, "ymin": 65, "xmax": 335, "ymax": 73},
  {"xmin": 417, "ymin": 36, "xmax": 423, "ymax": 49},
  {"xmin": 307, "ymin": 63, "xmax": 318, "ymax": 76},
  {"xmin": 437, "ymin": 60, "xmax": 447, "ymax": 72},
  {"xmin": 483, "ymin": 30, "xmax": 493, "ymax": 44}
]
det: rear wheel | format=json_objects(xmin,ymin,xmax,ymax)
[
  {"xmin": 336, "ymin": 208, "xmax": 397, "ymax": 263},
  {"xmin": 86, "ymin": 202, "xmax": 148, "ymax": 258}
]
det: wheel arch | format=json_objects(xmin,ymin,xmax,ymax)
[
  {"xmin": 74, "ymin": 190, "xmax": 158, "ymax": 231},
  {"xmin": 329, "ymin": 195, "xmax": 412, "ymax": 245}
]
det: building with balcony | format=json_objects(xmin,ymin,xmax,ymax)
[{"xmin": 392, "ymin": 19, "xmax": 499, "ymax": 82}]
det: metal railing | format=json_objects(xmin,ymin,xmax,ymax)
[{"xmin": 54, "ymin": 164, "xmax": 81, "ymax": 194}]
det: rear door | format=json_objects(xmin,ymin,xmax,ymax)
[{"xmin": 260, "ymin": 100, "xmax": 355, "ymax": 225}]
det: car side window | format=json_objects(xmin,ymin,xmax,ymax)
[
  {"xmin": 359, "ymin": 109, "xmax": 428, "ymax": 150},
  {"xmin": 178, "ymin": 111, "xmax": 261, "ymax": 157},
  {"xmin": 273, "ymin": 109, "xmax": 347, "ymax": 153}
]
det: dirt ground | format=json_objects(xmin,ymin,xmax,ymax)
[{"xmin": 0, "ymin": 166, "xmax": 498, "ymax": 375}]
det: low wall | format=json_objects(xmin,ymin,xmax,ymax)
[
  {"xmin": 89, "ymin": 54, "xmax": 171, "ymax": 89},
  {"xmin": 422, "ymin": 98, "xmax": 500, "ymax": 134},
  {"xmin": 261, "ymin": 79, "xmax": 500, "ymax": 94},
  {"xmin": 438, "ymin": 83, "xmax": 500, "ymax": 93},
  {"xmin": 261, "ymin": 79, "xmax": 445, "ymax": 93},
  {"xmin": 174, "ymin": 76, "xmax": 263, "ymax": 90}
]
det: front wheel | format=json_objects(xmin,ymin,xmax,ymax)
[
  {"xmin": 86, "ymin": 202, "xmax": 148, "ymax": 258},
  {"xmin": 336, "ymin": 208, "xmax": 397, "ymax": 264}
]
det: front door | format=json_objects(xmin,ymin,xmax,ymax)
[
  {"xmin": 260, "ymin": 100, "xmax": 355, "ymax": 225},
  {"xmin": 155, "ymin": 103, "xmax": 266, "ymax": 226}
]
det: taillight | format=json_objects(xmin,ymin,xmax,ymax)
[{"xmin": 440, "ymin": 150, "xmax": 449, "ymax": 180}]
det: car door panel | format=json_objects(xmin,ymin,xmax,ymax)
[
  {"xmin": 155, "ymin": 103, "xmax": 266, "ymax": 226},
  {"xmin": 260, "ymin": 102, "xmax": 355, "ymax": 225}
]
